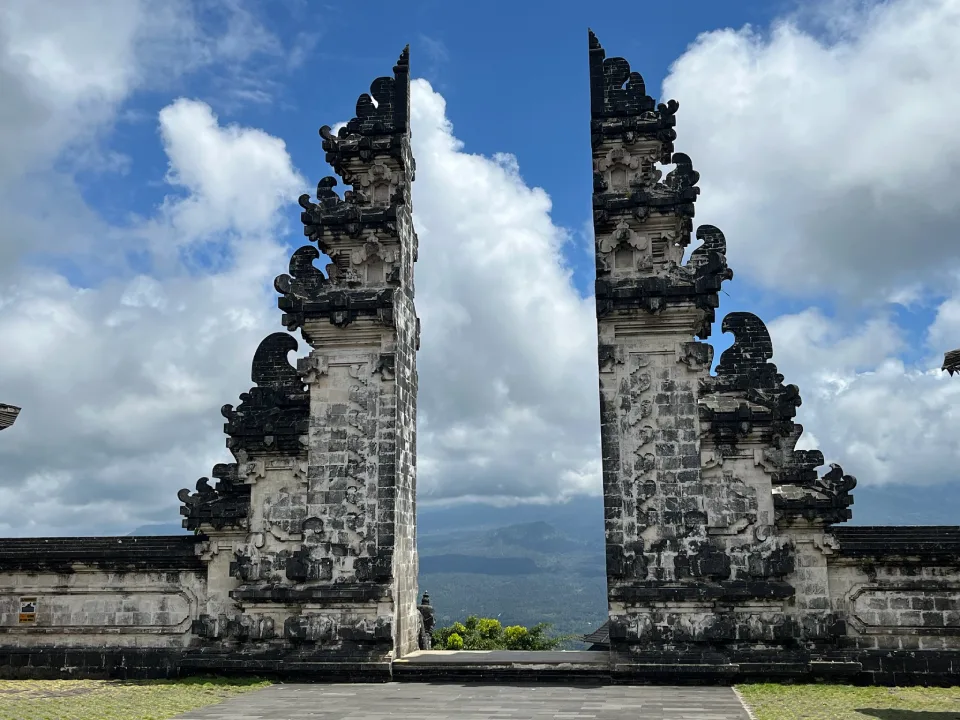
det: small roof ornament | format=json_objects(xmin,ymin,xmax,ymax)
[
  {"xmin": 0, "ymin": 404, "xmax": 20, "ymax": 431},
  {"xmin": 943, "ymin": 349, "xmax": 960, "ymax": 376}
]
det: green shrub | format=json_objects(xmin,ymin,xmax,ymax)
[
  {"xmin": 475, "ymin": 618, "xmax": 502, "ymax": 639},
  {"xmin": 503, "ymin": 625, "xmax": 528, "ymax": 649},
  {"xmin": 431, "ymin": 616, "xmax": 572, "ymax": 651}
]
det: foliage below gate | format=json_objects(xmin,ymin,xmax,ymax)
[{"xmin": 431, "ymin": 615, "xmax": 574, "ymax": 651}]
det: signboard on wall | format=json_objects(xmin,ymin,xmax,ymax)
[{"xmin": 18, "ymin": 596, "xmax": 37, "ymax": 624}]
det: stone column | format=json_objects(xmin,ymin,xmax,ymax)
[
  {"xmin": 276, "ymin": 44, "xmax": 420, "ymax": 662},
  {"xmin": 180, "ymin": 45, "xmax": 418, "ymax": 677},
  {"xmin": 589, "ymin": 31, "xmax": 857, "ymax": 677},
  {"xmin": 588, "ymin": 30, "xmax": 732, "ymax": 671}
]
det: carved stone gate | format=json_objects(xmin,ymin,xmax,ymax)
[{"xmin": 0, "ymin": 35, "xmax": 956, "ymax": 685}]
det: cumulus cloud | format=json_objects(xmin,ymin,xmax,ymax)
[
  {"xmin": 0, "ymin": 0, "xmax": 291, "ymax": 277},
  {"xmin": 0, "ymin": 11, "xmax": 603, "ymax": 534},
  {"xmin": 0, "ymin": 100, "xmax": 302, "ymax": 536},
  {"xmin": 155, "ymin": 99, "xmax": 305, "ymax": 244},
  {"xmin": 660, "ymin": 0, "xmax": 960, "ymax": 493},
  {"xmin": 0, "ymin": 0, "xmax": 305, "ymax": 536},
  {"xmin": 411, "ymin": 80, "xmax": 600, "ymax": 505},
  {"xmin": 5, "ymin": 0, "xmax": 960, "ymax": 538},
  {"xmin": 767, "ymin": 308, "xmax": 960, "ymax": 487},
  {"xmin": 663, "ymin": 0, "xmax": 960, "ymax": 302}
]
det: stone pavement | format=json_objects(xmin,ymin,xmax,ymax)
[{"xmin": 173, "ymin": 682, "xmax": 753, "ymax": 719}]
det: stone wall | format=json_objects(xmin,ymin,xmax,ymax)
[
  {"xmin": 0, "ymin": 536, "xmax": 205, "ymax": 678},
  {"xmin": 827, "ymin": 527, "xmax": 960, "ymax": 683},
  {"xmin": 0, "ymin": 44, "xmax": 419, "ymax": 681}
]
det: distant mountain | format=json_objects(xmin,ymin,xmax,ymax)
[
  {"xmin": 417, "ymin": 508, "xmax": 608, "ymax": 642},
  {"xmin": 488, "ymin": 520, "xmax": 584, "ymax": 553},
  {"xmin": 419, "ymin": 554, "xmax": 539, "ymax": 575},
  {"xmin": 418, "ymin": 495, "xmax": 606, "ymax": 540}
]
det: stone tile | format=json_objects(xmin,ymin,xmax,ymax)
[{"xmin": 173, "ymin": 682, "xmax": 751, "ymax": 720}]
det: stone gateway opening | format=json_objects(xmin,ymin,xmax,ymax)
[{"xmin": 0, "ymin": 34, "xmax": 957, "ymax": 686}]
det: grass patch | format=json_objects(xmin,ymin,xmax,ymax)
[
  {"xmin": 736, "ymin": 683, "xmax": 960, "ymax": 719},
  {"xmin": 0, "ymin": 675, "xmax": 270, "ymax": 720}
]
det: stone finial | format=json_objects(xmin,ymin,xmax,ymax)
[
  {"xmin": 588, "ymin": 29, "xmax": 678, "ymax": 162},
  {"xmin": 702, "ymin": 311, "xmax": 857, "ymax": 524},
  {"xmin": 588, "ymin": 28, "xmax": 656, "ymax": 117},
  {"xmin": 0, "ymin": 404, "xmax": 20, "ymax": 432},
  {"xmin": 220, "ymin": 333, "xmax": 309, "ymax": 457},
  {"xmin": 178, "ymin": 463, "xmax": 250, "ymax": 532},
  {"xmin": 943, "ymin": 348, "xmax": 960, "ymax": 375},
  {"xmin": 282, "ymin": 46, "xmax": 413, "ymax": 335}
]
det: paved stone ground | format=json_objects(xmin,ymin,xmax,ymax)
[{"xmin": 173, "ymin": 682, "xmax": 752, "ymax": 719}]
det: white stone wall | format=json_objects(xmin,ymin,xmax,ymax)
[
  {"xmin": 827, "ymin": 556, "xmax": 960, "ymax": 652},
  {"xmin": 0, "ymin": 569, "xmax": 205, "ymax": 648}
]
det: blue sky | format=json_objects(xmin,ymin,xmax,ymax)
[
  {"xmin": 1, "ymin": 0, "xmax": 959, "ymax": 536},
  {"xmin": 86, "ymin": 0, "xmax": 789, "ymax": 293}
]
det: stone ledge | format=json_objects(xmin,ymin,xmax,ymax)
[
  {"xmin": 832, "ymin": 526, "xmax": 960, "ymax": 561},
  {"xmin": 609, "ymin": 580, "xmax": 796, "ymax": 602},
  {"xmin": 0, "ymin": 535, "xmax": 205, "ymax": 572},
  {"xmin": 0, "ymin": 646, "xmax": 953, "ymax": 685},
  {"xmin": 230, "ymin": 583, "xmax": 390, "ymax": 603}
]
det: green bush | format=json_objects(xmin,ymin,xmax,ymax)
[
  {"xmin": 431, "ymin": 616, "xmax": 571, "ymax": 651},
  {"xmin": 475, "ymin": 618, "xmax": 502, "ymax": 639}
]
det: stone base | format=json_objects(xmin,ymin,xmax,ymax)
[
  {"xmin": 0, "ymin": 646, "xmax": 956, "ymax": 685},
  {"xmin": 0, "ymin": 647, "xmax": 185, "ymax": 680},
  {"xmin": 180, "ymin": 649, "xmax": 393, "ymax": 682},
  {"xmin": 852, "ymin": 650, "xmax": 960, "ymax": 687},
  {"xmin": 609, "ymin": 656, "xmax": 862, "ymax": 685},
  {"xmin": 392, "ymin": 650, "xmax": 610, "ymax": 684}
]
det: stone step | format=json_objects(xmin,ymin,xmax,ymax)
[{"xmin": 393, "ymin": 650, "xmax": 611, "ymax": 683}]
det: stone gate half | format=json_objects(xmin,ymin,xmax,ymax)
[
  {"xmin": 178, "ymin": 44, "xmax": 420, "ymax": 676},
  {"xmin": 590, "ymin": 29, "xmax": 960, "ymax": 682}
]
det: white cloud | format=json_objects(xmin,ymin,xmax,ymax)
[
  {"xmin": 767, "ymin": 308, "xmax": 960, "ymax": 487},
  {"xmin": 0, "ymin": 100, "xmax": 301, "ymax": 536},
  {"xmin": 928, "ymin": 285, "xmax": 960, "ymax": 355},
  {"xmin": 0, "ymin": 0, "xmax": 290, "ymax": 275},
  {"xmin": 411, "ymin": 80, "xmax": 601, "ymax": 505},
  {"xmin": 662, "ymin": 0, "xmax": 960, "ymax": 492},
  {"xmin": 156, "ymin": 98, "xmax": 305, "ymax": 243},
  {"xmin": 6, "ymin": 0, "xmax": 960, "ymax": 537},
  {"xmin": 0, "ymin": 64, "xmax": 603, "ymax": 532},
  {"xmin": 662, "ymin": 0, "xmax": 960, "ymax": 302},
  {"xmin": 0, "ymin": 0, "xmax": 305, "ymax": 530}
]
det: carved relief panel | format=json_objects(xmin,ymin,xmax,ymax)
[
  {"xmin": 301, "ymin": 356, "xmax": 381, "ymax": 581},
  {"xmin": 596, "ymin": 142, "xmax": 663, "ymax": 192},
  {"xmin": 596, "ymin": 215, "xmax": 685, "ymax": 276}
]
